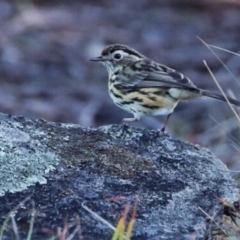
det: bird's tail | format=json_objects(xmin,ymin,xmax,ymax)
[{"xmin": 202, "ymin": 90, "xmax": 240, "ymax": 107}]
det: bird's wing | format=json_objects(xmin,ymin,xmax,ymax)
[{"xmin": 116, "ymin": 58, "xmax": 200, "ymax": 91}]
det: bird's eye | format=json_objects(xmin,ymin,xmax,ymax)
[{"xmin": 113, "ymin": 53, "xmax": 122, "ymax": 60}]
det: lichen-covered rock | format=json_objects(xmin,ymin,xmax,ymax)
[{"xmin": 0, "ymin": 113, "xmax": 237, "ymax": 239}]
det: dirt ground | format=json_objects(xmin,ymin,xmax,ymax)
[{"xmin": 0, "ymin": 0, "xmax": 240, "ymax": 169}]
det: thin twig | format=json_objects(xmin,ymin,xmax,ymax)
[
  {"xmin": 203, "ymin": 60, "xmax": 240, "ymax": 123},
  {"xmin": 81, "ymin": 203, "xmax": 116, "ymax": 231},
  {"xmin": 0, "ymin": 196, "xmax": 31, "ymax": 240},
  {"xmin": 10, "ymin": 215, "xmax": 20, "ymax": 240},
  {"xmin": 198, "ymin": 206, "xmax": 228, "ymax": 235},
  {"xmin": 207, "ymin": 45, "xmax": 240, "ymax": 57},
  {"xmin": 197, "ymin": 37, "xmax": 240, "ymax": 85},
  {"xmin": 26, "ymin": 201, "xmax": 36, "ymax": 240}
]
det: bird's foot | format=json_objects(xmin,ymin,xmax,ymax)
[
  {"xmin": 160, "ymin": 126, "xmax": 166, "ymax": 134},
  {"xmin": 121, "ymin": 117, "xmax": 139, "ymax": 131}
]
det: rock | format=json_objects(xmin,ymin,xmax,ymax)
[{"xmin": 0, "ymin": 113, "xmax": 237, "ymax": 239}]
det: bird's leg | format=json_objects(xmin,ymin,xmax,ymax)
[
  {"xmin": 122, "ymin": 116, "xmax": 140, "ymax": 124},
  {"xmin": 160, "ymin": 114, "xmax": 172, "ymax": 133},
  {"xmin": 122, "ymin": 117, "xmax": 138, "ymax": 123}
]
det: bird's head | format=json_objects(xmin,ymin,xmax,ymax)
[{"xmin": 90, "ymin": 44, "xmax": 144, "ymax": 75}]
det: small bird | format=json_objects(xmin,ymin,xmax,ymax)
[{"xmin": 90, "ymin": 44, "xmax": 240, "ymax": 132}]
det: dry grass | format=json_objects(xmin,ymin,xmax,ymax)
[{"xmin": 197, "ymin": 38, "xmax": 240, "ymax": 240}]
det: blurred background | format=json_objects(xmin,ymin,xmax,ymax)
[{"xmin": 0, "ymin": 0, "xmax": 240, "ymax": 169}]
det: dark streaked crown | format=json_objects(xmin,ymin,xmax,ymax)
[{"xmin": 101, "ymin": 44, "xmax": 145, "ymax": 58}]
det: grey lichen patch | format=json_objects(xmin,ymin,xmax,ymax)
[
  {"xmin": 0, "ymin": 124, "xmax": 30, "ymax": 142},
  {"xmin": 0, "ymin": 147, "xmax": 58, "ymax": 196},
  {"xmin": 99, "ymin": 124, "xmax": 144, "ymax": 141},
  {"xmin": 160, "ymin": 139, "xmax": 177, "ymax": 151},
  {"xmin": 0, "ymin": 124, "xmax": 59, "ymax": 196}
]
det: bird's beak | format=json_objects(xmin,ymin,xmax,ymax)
[{"xmin": 90, "ymin": 56, "xmax": 107, "ymax": 62}]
